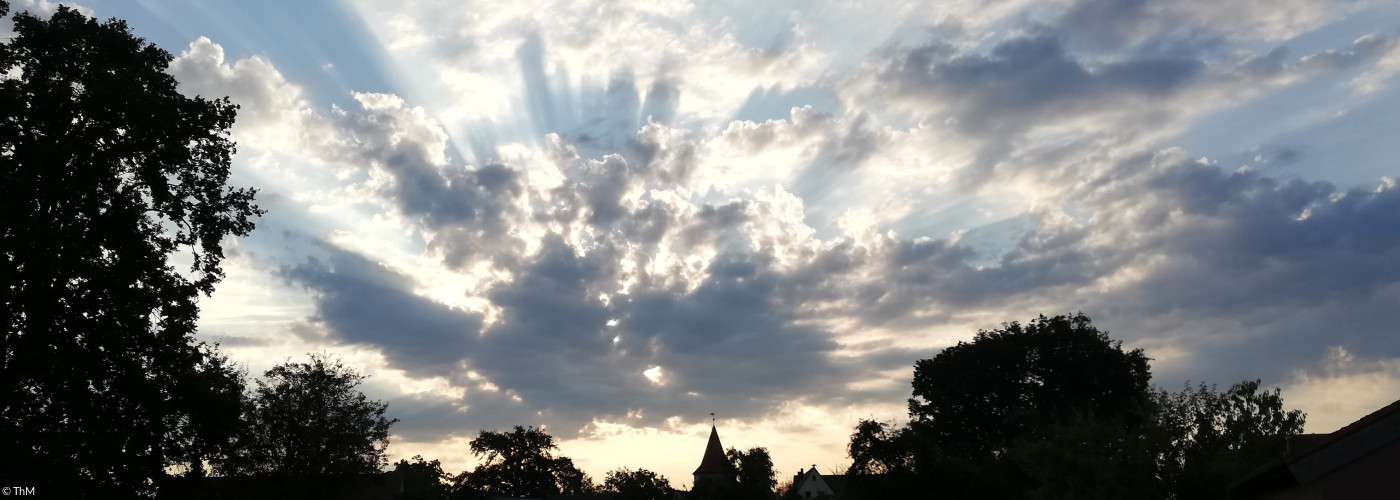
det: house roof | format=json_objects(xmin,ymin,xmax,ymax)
[
  {"xmin": 795, "ymin": 467, "xmax": 850, "ymax": 496},
  {"xmin": 693, "ymin": 425, "xmax": 731, "ymax": 475},
  {"xmin": 1302, "ymin": 398, "xmax": 1400, "ymax": 453},
  {"xmin": 821, "ymin": 474, "xmax": 849, "ymax": 495},
  {"xmin": 1230, "ymin": 398, "xmax": 1400, "ymax": 496}
]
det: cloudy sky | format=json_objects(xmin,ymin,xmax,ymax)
[{"xmin": 16, "ymin": 0, "xmax": 1400, "ymax": 485}]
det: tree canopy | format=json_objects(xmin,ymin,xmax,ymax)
[
  {"xmin": 728, "ymin": 446, "xmax": 777, "ymax": 496},
  {"xmin": 216, "ymin": 355, "xmax": 396, "ymax": 476},
  {"xmin": 1156, "ymin": 380, "xmax": 1306, "ymax": 499},
  {"xmin": 603, "ymin": 468, "xmax": 674, "ymax": 500},
  {"xmin": 908, "ymin": 313, "xmax": 1153, "ymax": 458},
  {"xmin": 847, "ymin": 419, "xmax": 911, "ymax": 476},
  {"xmin": 396, "ymin": 455, "xmax": 452, "ymax": 500},
  {"xmin": 0, "ymin": 2, "xmax": 260, "ymax": 496},
  {"xmin": 451, "ymin": 425, "xmax": 593, "ymax": 498}
]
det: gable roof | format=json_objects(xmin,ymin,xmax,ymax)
[
  {"xmin": 821, "ymin": 474, "xmax": 849, "ymax": 495},
  {"xmin": 693, "ymin": 425, "xmax": 731, "ymax": 475},
  {"xmin": 795, "ymin": 467, "xmax": 850, "ymax": 496},
  {"xmin": 1231, "ymin": 398, "xmax": 1400, "ymax": 496}
]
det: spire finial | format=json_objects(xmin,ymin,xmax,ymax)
[{"xmin": 710, "ymin": 412, "xmax": 715, "ymax": 425}]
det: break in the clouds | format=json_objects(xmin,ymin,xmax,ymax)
[{"xmin": 60, "ymin": 0, "xmax": 1400, "ymax": 481}]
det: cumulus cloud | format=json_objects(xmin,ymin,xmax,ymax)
[{"xmin": 169, "ymin": 37, "xmax": 333, "ymax": 153}]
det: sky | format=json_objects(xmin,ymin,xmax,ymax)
[{"xmin": 12, "ymin": 0, "xmax": 1400, "ymax": 487}]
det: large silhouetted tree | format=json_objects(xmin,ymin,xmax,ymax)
[
  {"xmin": 908, "ymin": 314, "xmax": 1153, "ymax": 458},
  {"xmin": 216, "ymin": 355, "xmax": 396, "ymax": 476},
  {"xmin": 845, "ymin": 314, "xmax": 1155, "ymax": 499},
  {"xmin": 451, "ymin": 425, "xmax": 594, "ymax": 498},
  {"xmin": 927, "ymin": 314, "xmax": 1152, "ymax": 497},
  {"xmin": 0, "ymin": 2, "xmax": 260, "ymax": 497}
]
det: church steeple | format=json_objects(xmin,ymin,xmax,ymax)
[{"xmin": 693, "ymin": 421, "xmax": 735, "ymax": 485}]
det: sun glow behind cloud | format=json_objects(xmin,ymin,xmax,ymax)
[{"xmin": 51, "ymin": 0, "xmax": 1400, "ymax": 483}]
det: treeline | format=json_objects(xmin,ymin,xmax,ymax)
[
  {"xmin": 152, "ymin": 353, "xmax": 772, "ymax": 500},
  {"xmin": 817, "ymin": 313, "xmax": 1304, "ymax": 500},
  {"xmin": 390, "ymin": 426, "xmax": 777, "ymax": 500}
]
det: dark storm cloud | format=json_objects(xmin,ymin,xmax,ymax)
[
  {"xmin": 1118, "ymin": 164, "xmax": 1400, "ymax": 311},
  {"xmin": 472, "ymin": 235, "xmax": 623, "ymax": 401},
  {"xmin": 852, "ymin": 231, "xmax": 1105, "ymax": 328},
  {"xmin": 1039, "ymin": 157, "xmax": 1400, "ymax": 385},
  {"xmin": 279, "ymin": 230, "xmax": 859, "ymax": 436},
  {"xmin": 869, "ymin": 34, "xmax": 1206, "ymax": 184},
  {"xmin": 881, "ymin": 35, "xmax": 1204, "ymax": 135},
  {"xmin": 620, "ymin": 257, "xmax": 850, "ymax": 397},
  {"xmin": 282, "ymin": 243, "xmax": 483, "ymax": 377}
]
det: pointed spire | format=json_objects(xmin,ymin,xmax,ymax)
[{"xmin": 693, "ymin": 424, "xmax": 731, "ymax": 475}]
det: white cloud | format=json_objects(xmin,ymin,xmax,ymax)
[{"xmin": 1350, "ymin": 36, "xmax": 1400, "ymax": 95}]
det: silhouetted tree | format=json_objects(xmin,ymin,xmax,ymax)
[
  {"xmin": 842, "ymin": 419, "xmax": 921, "ymax": 500},
  {"xmin": 909, "ymin": 313, "xmax": 1153, "ymax": 498},
  {"xmin": 1156, "ymin": 380, "xmax": 1305, "ymax": 499},
  {"xmin": 396, "ymin": 455, "xmax": 451, "ymax": 500},
  {"xmin": 727, "ymin": 447, "xmax": 776, "ymax": 500},
  {"xmin": 1014, "ymin": 412, "xmax": 1166, "ymax": 500},
  {"xmin": 450, "ymin": 425, "xmax": 594, "ymax": 498},
  {"xmin": 0, "ymin": 1, "xmax": 261, "ymax": 496},
  {"xmin": 845, "ymin": 314, "xmax": 1309, "ymax": 499},
  {"xmin": 843, "ymin": 314, "xmax": 1154, "ymax": 499},
  {"xmin": 603, "ymin": 468, "xmax": 674, "ymax": 500},
  {"xmin": 216, "ymin": 355, "xmax": 397, "ymax": 476},
  {"xmin": 909, "ymin": 314, "xmax": 1153, "ymax": 456},
  {"xmin": 847, "ymin": 419, "xmax": 910, "ymax": 476}
]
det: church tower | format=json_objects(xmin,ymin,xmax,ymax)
[{"xmin": 692, "ymin": 424, "xmax": 735, "ymax": 486}]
